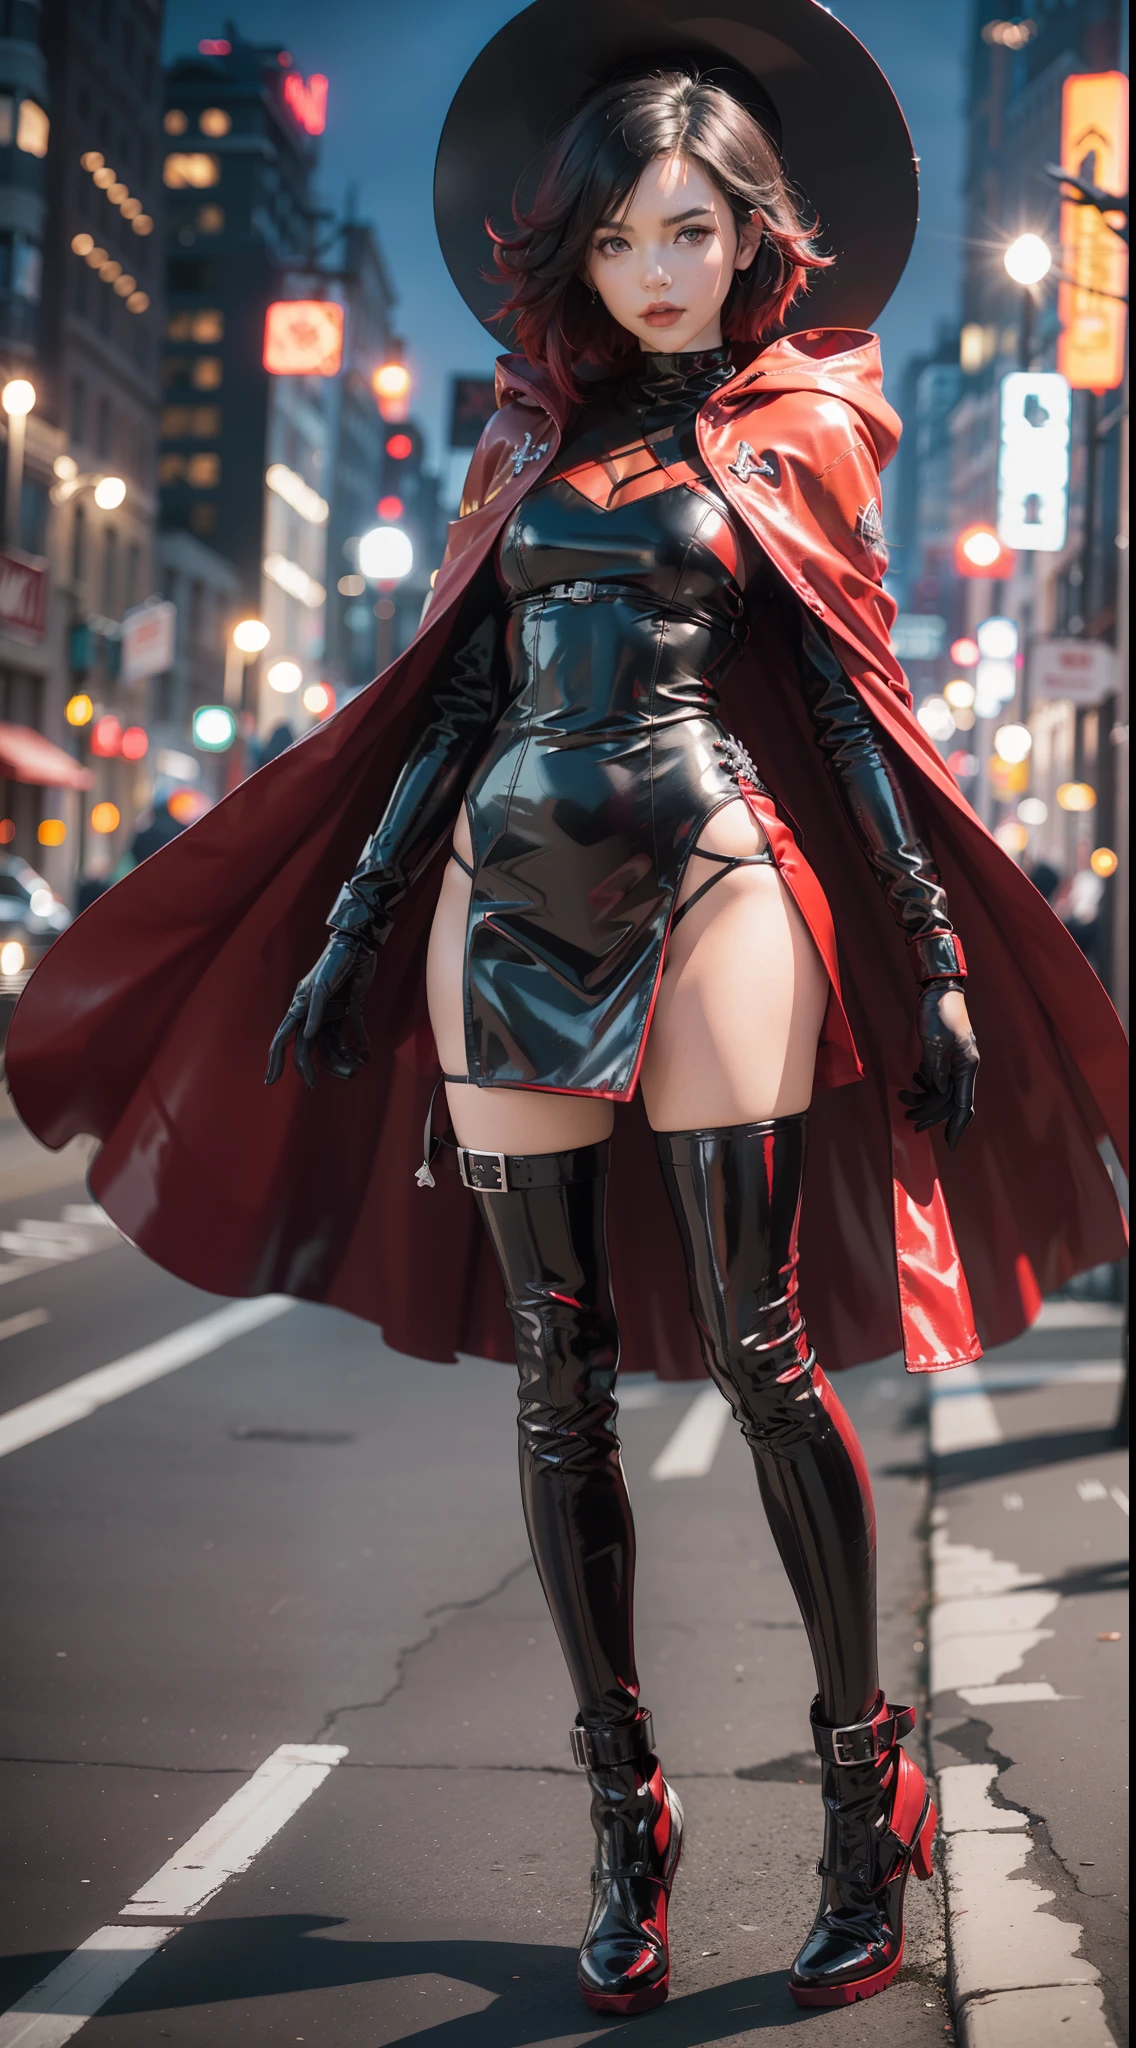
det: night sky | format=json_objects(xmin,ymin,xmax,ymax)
[{"xmin": 162, "ymin": 1, "xmax": 970, "ymax": 468}]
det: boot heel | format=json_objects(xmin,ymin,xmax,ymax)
[{"xmin": 912, "ymin": 1800, "xmax": 937, "ymax": 1881}]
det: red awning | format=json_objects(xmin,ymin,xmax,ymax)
[{"xmin": 0, "ymin": 723, "xmax": 94, "ymax": 791}]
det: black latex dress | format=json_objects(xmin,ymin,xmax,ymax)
[{"xmin": 327, "ymin": 347, "xmax": 962, "ymax": 1096}]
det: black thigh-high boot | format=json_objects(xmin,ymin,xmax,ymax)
[
  {"xmin": 465, "ymin": 1138, "xmax": 683, "ymax": 2016},
  {"xmin": 656, "ymin": 1115, "xmax": 936, "ymax": 2007}
]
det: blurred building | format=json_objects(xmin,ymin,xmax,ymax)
[
  {"xmin": 1, "ymin": 0, "xmax": 165, "ymax": 901},
  {"xmin": 897, "ymin": 0, "xmax": 1127, "ymax": 1008},
  {"xmin": 322, "ymin": 212, "xmax": 398, "ymax": 696}
]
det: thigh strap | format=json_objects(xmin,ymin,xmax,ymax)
[
  {"xmin": 450, "ymin": 848, "xmax": 474, "ymax": 878},
  {"xmin": 672, "ymin": 846, "xmax": 777, "ymax": 931}
]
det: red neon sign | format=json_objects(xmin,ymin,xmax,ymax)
[
  {"xmin": 198, "ymin": 38, "xmax": 231, "ymax": 54},
  {"xmin": 282, "ymin": 72, "xmax": 328, "ymax": 136}
]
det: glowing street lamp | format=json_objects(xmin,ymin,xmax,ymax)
[
  {"xmin": 225, "ymin": 618, "xmax": 270, "ymax": 707},
  {"xmin": 372, "ymin": 361, "xmax": 412, "ymax": 422},
  {"xmin": 358, "ymin": 525, "xmax": 413, "ymax": 582},
  {"xmin": 266, "ymin": 659, "xmax": 303, "ymax": 694},
  {"xmin": 93, "ymin": 475, "xmax": 127, "ymax": 510},
  {"xmin": 1004, "ymin": 234, "xmax": 1052, "ymax": 285},
  {"xmin": 2, "ymin": 377, "xmax": 36, "ymax": 547}
]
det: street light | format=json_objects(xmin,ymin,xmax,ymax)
[
  {"xmin": 1004, "ymin": 233, "xmax": 1052, "ymax": 285},
  {"xmin": 93, "ymin": 475, "xmax": 126, "ymax": 510},
  {"xmin": 224, "ymin": 617, "xmax": 270, "ymax": 707},
  {"xmin": 2, "ymin": 377, "xmax": 36, "ymax": 548},
  {"xmin": 266, "ymin": 660, "xmax": 302, "ymax": 694}
]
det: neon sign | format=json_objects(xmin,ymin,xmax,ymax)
[
  {"xmin": 282, "ymin": 72, "xmax": 329, "ymax": 136},
  {"xmin": 263, "ymin": 300, "xmax": 343, "ymax": 376}
]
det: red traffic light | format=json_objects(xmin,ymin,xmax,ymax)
[
  {"xmin": 377, "ymin": 494, "xmax": 404, "ymax": 521},
  {"xmin": 120, "ymin": 725, "xmax": 149, "ymax": 761},
  {"xmin": 385, "ymin": 432, "xmax": 413, "ymax": 460},
  {"xmin": 90, "ymin": 714, "xmax": 122, "ymax": 758},
  {"xmin": 955, "ymin": 523, "xmax": 1015, "ymax": 579}
]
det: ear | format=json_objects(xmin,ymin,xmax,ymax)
[{"xmin": 734, "ymin": 211, "xmax": 763, "ymax": 275}]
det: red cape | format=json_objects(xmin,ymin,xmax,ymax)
[{"xmin": 7, "ymin": 331, "xmax": 1127, "ymax": 1379}]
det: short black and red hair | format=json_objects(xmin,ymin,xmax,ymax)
[{"xmin": 489, "ymin": 68, "xmax": 831, "ymax": 400}]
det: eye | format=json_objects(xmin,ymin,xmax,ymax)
[
  {"xmin": 676, "ymin": 225, "xmax": 710, "ymax": 244},
  {"xmin": 596, "ymin": 233, "xmax": 631, "ymax": 256}
]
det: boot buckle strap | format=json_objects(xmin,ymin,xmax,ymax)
[
  {"xmin": 570, "ymin": 1711, "xmax": 655, "ymax": 1770},
  {"xmin": 458, "ymin": 1147, "xmax": 510, "ymax": 1194},
  {"xmin": 818, "ymin": 1698, "xmax": 916, "ymax": 1767}
]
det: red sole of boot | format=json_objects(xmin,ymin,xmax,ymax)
[
  {"xmin": 788, "ymin": 1940, "xmax": 904, "ymax": 2008},
  {"xmin": 582, "ymin": 1974, "xmax": 670, "ymax": 2016}
]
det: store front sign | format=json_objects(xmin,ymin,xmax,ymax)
[
  {"xmin": 1057, "ymin": 71, "xmax": 1129, "ymax": 392},
  {"xmin": 0, "ymin": 549, "xmax": 48, "ymax": 642},
  {"xmin": 997, "ymin": 373, "xmax": 1071, "ymax": 551},
  {"xmin": 1031, "ymin": 639, "xmax": 1117, "ymax": 707},
  {"xmin": 122, "ymin": 600, "xmax": 176, "ymax": 684}
]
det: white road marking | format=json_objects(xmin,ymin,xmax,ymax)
[
  {"xmin": 0, "ymin": 1204, "xmax": 121, "ymax": 1287},
  {"xmin": 0, "ymin": 1298, "xmax": 293, "ymax": 1459},
  {"xmin": 1110, "ymin": 1486, "xmax": 1129, "ymax": 1517},
  {"xmin": 0, "ymin": 1925, "xmax": 178, "ymax": 2048},
  {"xmin": 650, "ymin": 1382, "xmax": 731, "ymax": 1479},
  {"xmin": 975, "ymin": 1361, "xmax": 1122, "ymax": 1388},
  {"xmin": 0, "ymin": 1308, "xmax": 49, "ymax": 1343},
  {"xmin": 0, "ymin": 1745, "xmax": 347, "ymax": 2046},
  {"xmin": 122, "ymin": 1743, "xmax": 347, "ymax": 1918},
  {"xmin": 958, "ymin": 1681, "xmax": 1074, "ymax": 1705},
  {"xmin": 929, "ymin": 1361, "xmax": 1002, "ymax": 1454}
]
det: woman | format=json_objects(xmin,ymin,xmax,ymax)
[{"xmin": 8, "ymin": 0, "xmax": 1127, "ymax": 2021}]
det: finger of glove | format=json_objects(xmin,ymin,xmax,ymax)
[
  {"xmin": 946, "ymin": 1102, "xmax": 975, "ymax": 1150},
  {"xmin": 264, "ymin": 1001, "xmax": 305, "ymax": 1085},
  {"xmin": 920, "ymin": 1036, "xmax": 951, "ymax": 1095},
  {"xmin": 319, "ymin": 1022, "xmax": 363, "ymax": 1080},
  {"xmin": 303, "ymin": 979, "xmax": 330, "ymax": 1042},
  {"xmin": 293, "ymin": 1026, "xmax": 318, "ymax": 1090}
]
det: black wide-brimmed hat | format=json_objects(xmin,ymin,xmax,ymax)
[{"xmin": 434, "ymin": 0, "xmax": 917, "ymax": 341}]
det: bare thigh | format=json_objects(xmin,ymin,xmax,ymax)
[
  {"xmin": 425, "ymin": 808, "xmax": 614, "ymax": 1153},
  {"xmin": 639, "ymin": 799, "xmax": 829, "ymax": 1132}
]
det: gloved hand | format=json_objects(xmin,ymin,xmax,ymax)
[
  {"xmin": 265, "ymin": 932, "xmax": 377, "ymax": 1091},
  {"xmin": 899, "ymin": 984, "xmax": 979, "ymax": 1151}
]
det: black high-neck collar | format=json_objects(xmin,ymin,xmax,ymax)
[{"xmin": 632, "ymin": 344, "xmax": 735, "ymax": 393}]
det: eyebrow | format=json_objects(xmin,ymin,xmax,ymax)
[{"xmin": 595, "ymin": 205, "xmax": 715, "ymax": 231}]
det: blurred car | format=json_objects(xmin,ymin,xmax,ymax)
[{"xmin": 0, "ymin": 853, "xmax": 72, "ymax": 1005}]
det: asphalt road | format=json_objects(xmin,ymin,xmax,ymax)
[{"xmin": 0, "ymin": 1122, "xmax": 951, "ymax": 2045}]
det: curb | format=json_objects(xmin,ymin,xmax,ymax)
[{"xmin": 928, "ymin": 1500, "xmax": 1119, "ymax": 2048}]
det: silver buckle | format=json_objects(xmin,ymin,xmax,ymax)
[
  {"xmin": 458, "ymin": 1147, "xmax": 510, "ymax": 1194},
  {"xmin": 831, "ymin": 1728, "xmax": 864, "ymax": 1767},
  {"xmin": 567, "ymin": 580, "xmax": 593, "ymax": 602}
]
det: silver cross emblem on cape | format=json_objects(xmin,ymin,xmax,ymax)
[
  {"xmin": 727, "ymin": 440, "xmax": 777, "ymax": 485},
  {"xmin": 511, "ymin": 431, "xmax": 550, "ymax": 477}
]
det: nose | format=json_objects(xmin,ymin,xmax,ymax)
[{"xmin": 641, "ymin": 248, "xmax": 672, "ymax": 291}]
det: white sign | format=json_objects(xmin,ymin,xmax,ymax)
[
  {"xmin": 996, "ymin": 372, "xmax": 1071, "ymax": 552},
  {"xmin": 1031, "ymin": 639, "xmax": 1117, "ymax": 707},
  {"xmin": 121, "ymin": 600, "xmax": 176, "ymax": 684}
]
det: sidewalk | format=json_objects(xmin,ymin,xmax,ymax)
[{"xmin": 927, "ymin": 1295, "xmax": 1129, "ymax": 2048}]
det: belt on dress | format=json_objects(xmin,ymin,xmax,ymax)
[{"xmin": 510, "ymin": 580, "xmax": 747, "ymax": 643}]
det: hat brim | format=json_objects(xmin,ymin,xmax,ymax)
[{"xmin": 434, "ymin": 0, "xmax": 918, "ymax": 343}]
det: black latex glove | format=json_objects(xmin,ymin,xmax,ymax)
[
  {"xmin": 265, "ymin": 932, "xmax": 377, "ymax": 1091},
  {"xmin": 899, "ymin": 984, "xmax": 979, "ymax": 1151}
]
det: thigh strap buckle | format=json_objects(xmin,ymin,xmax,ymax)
[{"xmin": 458, "ymin": 1147, "xmax": 511, "ymax": 1194}]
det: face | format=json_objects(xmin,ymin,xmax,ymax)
[{"xmin": 584, "ymin": 152, "xmax": 762, "ymax": 354}]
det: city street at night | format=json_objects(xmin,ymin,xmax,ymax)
[
  {"xmin": 0, "ymin": 1096, "xmax": 1127, "ymax": 2046},
  {"xmin": 1, "ymin": 0, "xmax": 1130, "ymax": 2043}
]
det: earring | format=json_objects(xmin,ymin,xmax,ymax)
[{"xmin": 588, "ymin": 281, "xmax": 598, "ymax": 304}]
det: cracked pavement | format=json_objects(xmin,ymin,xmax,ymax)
[{"xmin": 0, "ymin": 1144, "xmax": 951, "ymax": 2043}]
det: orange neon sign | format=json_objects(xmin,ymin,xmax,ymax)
[
  {"xmin": 263, "ymin": 300, "xmax": 344, "ymax": 377},
  {"xmin": 1057, "ymin": 72, "xmax": 1129, "ymax": 392}
]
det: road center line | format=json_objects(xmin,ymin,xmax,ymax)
[
  {"xmin": 0, "ymin": 1744, "xmax": 347, "ymax": 2047},
  {"xmin": 650, "ymin": 1382, "xmax": 731, "ymax": 1479},
  {"xmin": 0, "ymin": 1298, "xmax": 294, "ymax": 1460}
]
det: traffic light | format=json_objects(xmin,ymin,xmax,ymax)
[{"xmin": 379, "ymin": 421, "xmax": 425, "ymax": 524}]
